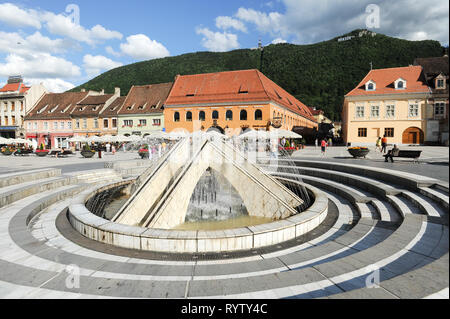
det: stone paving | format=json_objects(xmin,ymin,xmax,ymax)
[{"xmin": 0, "ymin": 148, "xmax": 448, "ymax": 299}]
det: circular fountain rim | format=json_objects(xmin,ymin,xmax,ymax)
[{"xmin": 67, "ymin": 179, "xmax": 328, "ymax": 254}]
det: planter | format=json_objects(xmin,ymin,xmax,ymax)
[
  {"xmin": 348, "ymin": 148, "xmax": 370, "ymax": 158},
  {"xmin": 2, "ymin": 150, "xmax": 14, "ymax": 156},
  {"xmin": 81, "ymin": 151, "xmax": 96, "ymax": 158},
  {"xmin": 35, "ymin": 151, "xmax": 49, "ymax": 157}
]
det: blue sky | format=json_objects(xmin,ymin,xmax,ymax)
[{"xmin": 0, "ymin": 0, "xmax": 448, "ymax": 92}]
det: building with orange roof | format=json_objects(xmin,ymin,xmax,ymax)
[
  {"xmin": 0, "ymin": 76, "xmax": 46, "ymax": 139},
  {"xmin": 164, "ymin": 69, "xmax": 317, "ymax": 135},
  {"xmin": 117, "ymin": 83, "xmax": 173, "ymax": 137},
  {"xmin": 342, "ymin": 65, "xmax": 432, "ymax": 145}
]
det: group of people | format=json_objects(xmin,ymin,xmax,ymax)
[{"xmin": 376, "ymin": 135, "xmax": 400, "ymax": 163}]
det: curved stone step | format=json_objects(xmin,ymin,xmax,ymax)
[
  {"xmin": 418, "ymin": 187, "xmax": 449, "ymax": 210},
  {"xmin": 0, "ymin": 168, "xmax": 61, "ymax": 188}
]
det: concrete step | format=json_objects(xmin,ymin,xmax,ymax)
[
  {"xmin": 419, "ymin": 187, "xmax": 449, "ymax": 210},
  {"xmin": 0, "ymin": 168, "xmax": 61, "ymax": 189},
  {"xmin": 0, "ymin": 176, "xmax": 77, "ymax": 209},
  {"xmin": 401, "ymin": 190, "xmax": 444, "ymax": 218}
]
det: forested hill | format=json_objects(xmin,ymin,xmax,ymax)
[{"xmin": 70, "ymin": 29, "xmax": 444, "ymax": 121}]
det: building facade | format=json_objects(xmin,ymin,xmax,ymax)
[
  {"xmin": 164, "ymin": 69, "xmax": 317, "ymax": 135},
  {"xmin": 414, "ymin": 56, "xmax": 449, "ymax": 145},
  {"xmin": 342, "ymin": 66, "xmax": 431, "ymax": 146},
  {"xmin": 71, "ymin": 88, "xmax": 121, "ymax": 138},
  {"xmin": 24, "ymin": 91, "xmax": 92, "ymax": 149},
  {"xmin": 0, "ymin": 76, "xmax": 46, "ymax": 138},
  {"xmin": 117, "ymin": 83, "xmax": 172, "ymax": 137}
]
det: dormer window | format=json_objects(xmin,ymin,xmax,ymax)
[
  {"xmin": 37, "ymin": 105, "xmax": 49, "ymax": 114},
  {"xmin": 48, "ymin": 105, "xmax": 58, "ymax": 113},
  {"xmin": 238, "ymin": 85, "xmax": 249, "ymax": 94},
  {"xmin": 61, "ymin": 104, "xmax": 71, "ymax": 113},
  {"xmin": 365, "ymin": 80, "xmax": 376, "ymax": 91},
  {"xmin": 395, "ymin": 78, "xmax": 407, "ymax": 90},
  {"xmin": 138, "ymin": 105, "xmax": 144, "ymax": 110},
  {"xmin": 436, "ymin": 75, "xmax": 446, "ymax": 89}
]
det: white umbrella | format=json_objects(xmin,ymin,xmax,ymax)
[
  {"xmin": 68, "ymin": 136, "xmax": 87, "ymax": 143},
  {"xmin": 114, "ymin": 135, "xmax": 132, "ymax": 142},
  {"xmin": 148, "ymin": 131, "xmax": 169, "ymax": 140},
  {"xmin": 87, "ymin": 136, "xmax": 102, "ymax": 143},
  {"xmin": 238, "ymin": 129, "xmax": 269, "ymax": 140},
  {"xmin": 269, "ymin": 129, "xmax": 302, "ymax": 139},
  {"xmin": 11, "ymin": 138, "xmax": 31, "ymax": 145},
  {"xmin": 168, "ymin": 129, "xmax": 190, "ymax": 140},
  {"xmin": 129, "ymin": 135, "xmax": 143, "ymax": 143}
]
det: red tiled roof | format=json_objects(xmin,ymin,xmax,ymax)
[
  {"xmin": 166, "ymin": 69, "xmax": 315, "ymax": 121},
  {"xmin": 101, "ymin": 96, "xmax": 126, "ymax": 117},
  {"xmin": 71, "ymin": 94, "xmax": 114, "ymax": 117},
  {"xmin": 346, "ymin": 66, "xmax": 430, "ymax": 97},
  {"xmin": 0, "ymin": 82, "xmax": 31, "ymax": 94},
  {"xmin": 118, "ymin": 82, "xmax": 173, "ymax": 115},
  {"xmin": 25, "ymin": 91, "xmax": 90, "ymax": 120},
  {"xmin": 308, "ymin": 107, "xmax": 323, "ymax": 116}
]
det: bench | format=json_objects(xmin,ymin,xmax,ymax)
[
  {"xmin": 13, "ymin": 149, "xmax": 34, "ymax": 156},
  {"xmin": 49, "ymin": 150, "xmax": 74, "ymax": 158},
  {"xmin": 385, "ymin": 150, "xmax": 422, "ymax": 163}
]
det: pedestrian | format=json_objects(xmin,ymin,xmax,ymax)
[
  {"xmin": 315, "ymin": 138, "xmax": 318, "ymax": 149},
  {"xmin": 376, "ymin": 137, "xmax": 382, "ymax": 152},
  {"xmin": 106, "ymin": 142, "xmax": 111, "ymax": 153},
  {"xmin": 328, "ymin": 138, "xmax": 333, "ymax": 147},
  {"xmin": 111, "ymin": 144, "xmax": 116, "ymax": 155},
  {"xmin": 321, "ymin": 139, "xmax": 327, "ymax": 157},
  {"xmin": 381, "ymin": 135, "xmax": 388, "ymax": 154}
]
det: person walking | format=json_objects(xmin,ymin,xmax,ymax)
[
  {"xmin": 381, "ymin": 135, "xmax": 388, "ymax": 154},
  {"xmin": 376, "ymin": 137, "xmax": 382, "ymax": 153},
  {"xmin": 111, "ymin": 144, "xmax": 116, "ymax": 155},
  {"xmin": 315, "ymin": 138, "xmax": 319, "ymax": 149},
  {"xmin": 321, "ymin": 139, "xmax": 327, "ymax": 157},
  {"xmin": 106, "ymin": 143, "xmax": 111, "ymax": 154}
]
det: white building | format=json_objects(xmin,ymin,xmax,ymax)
[{"xmin": 0, "ymin": 76, "xmax": 47, "ymax": 138}]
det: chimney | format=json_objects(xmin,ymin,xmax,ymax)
[
  {"xmin": 114, "ymin": 87, "xmax": 121, "ymax": 97},
  {"xmin": 100, "ymin": 89, "xmax": 105, "ymax": 95}
]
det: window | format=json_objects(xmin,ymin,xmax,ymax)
[
  {"xmin": 28, "ymin": 122, "xmax": 32, "ymax": 130},
  {"xmin": 385, "ymin": 128, "xmax": 394, "ymax": 138},
  {"xmin": 356, "ymin": 105, "xmax": 365, "ymax": 118},
  {"xmin": 397, "ymin": 81, "xmax": 404, "ymax": 89},
  {"xmin": 94, "ymin": 119, "xmax": 99, "ymax": 129},
  {"xmin": 240, "ymin": 110, "xmax": 247, "ymax": 121},
  {"xmin": 139, "ymin": 119, "xmax": 147, "ymax": 127},
  {"xmin": 386, "ymin": 104, "xmax": 395, "ymax": 118},
  {"xmin": 43, "ymin": 122, "xmax": 48, "ymax": 130},
  {"xmin": 123, "ymin": 120, "xmax": 133, "ymax": 127},
  {"xmin": 53, "ymin": 122, "xmax": 58, "ymax": 130},
  {"xmin": 409, "ymin": 102, "xmax": 419, "ymax": 117},
  {"xmin": 186, "ymin": 111, "xmax": 192, "ymax": 122},
  {"xmin": 255, "ymin": 109, "xmax": 263, "ymax": 121},
  {"xmin": 153, "ymin": 119, "xmax": 161, "ymax": 126},
  {"xmin": 199, "ymin": 111, "xmax": 205, "ymax": 121},
  {"xmin": 226, "ymin": 110, "xmax": 233, "ymax": 121},
  {"xmin": 104, "ymin": 119, "xmax": 109, "ymax": 128},
  {"xmin": 112, "ymin": 119, "xmax": 117, "ymax": 128},
  {"xmin": 366, "ymin": 81, "xmax": 376, "ymax": 91},
  {"xmin": 60, "ymin": 122, "xmax": 64, "ymax": 130},
  {"xmin": 212, "ymin": 110, "xmax": 219, "ymax": 120},
  {"xmin": 83, "ymin": 119, "xmax": 87, "ymax": 129},
  {"xmin": 67, "ymin": 122, "xmax": 72, "ymax": 130},
  {"xmin": 76, "ymin": 119, "xmax": 80, "ymax": 129},
  {"xmin": 358, "ymin": 128, "xmax": 367, "ymax": 137},
  {"xmin": 435, "ymin": 102, "xmax": 446, "ymax": 118},
  {"xmin": 436, "ymin": 79, "xmax": 445, "ymax": 88},
  {"xmin": 395, "ymin": 78, "xmax": 407, "ymax": 90},
  {"xmin": 174, "ymin": 112, "xmax": 180, "ymax": 122},
  {"xmin": 370, "ymin": 105, "xmax": 379, "ymax": 118}
]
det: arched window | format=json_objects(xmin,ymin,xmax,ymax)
[
  {"xmin": 212, "ymin": 110, "xmax": 219, "ymax": 120},
  {"xmin": 226, "ymin": 110, "xmax": 233, "ymax": 121},
  {"xmin": 368, "ymin": 83, "xmax": 374, "ymax": 90},
  {"xmin": 199, "ymin": 111, "xmax": 206, "ymax": 121},
  {"xmin": 240, "ymin": 110, "xmax": 247, "ymax": 121},
  {"xmin": 174, "ymin": 112, "xmax": 180, "ymax": 122},
  {"xmin": 255, "ymin": 109, "xmax": 263, "ymax": 121},
  {"xmin": 186, "ymin": 111, "xmax": 192, "ymax": 122},
  {"xmin": 397, "ymin": 81, "xmax": 404, "ymax": 89}
]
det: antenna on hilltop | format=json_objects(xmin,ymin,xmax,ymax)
[{"xmin": 258, "ymin": 38, "xmax": 263, "ymax": 51}]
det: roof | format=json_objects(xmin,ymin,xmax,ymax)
[
  {"xmin": 414, "ymin": 56, "xmax": 449, "ymax": 77},
  {"xmin": 308, "ymin": 107, "xmax": 324, "ymax": 116},
  {"xmin": 118, "ymin": 82, "xmax": 173, "ymax": 115},
  {"xmin": 165, "ymin": 69, "xmax": 315, "ymax": 121},
  {"xmin": 101, "ymin": 96, "xmax": 126, "ymax": 117},
  {"xmin": 71, "ymin": 94, "xmax": 114, "ymax": 117},
  {"xmin": 346, "ymin": 66, "xmax": 430, "ymax": 97},
  {"xmin": 0, "ymin": 82, "xmax": 30, "ymax": 94},
  {"xmin": 25, "ymin": 91, "xmax": 90, "ymax": 120}
]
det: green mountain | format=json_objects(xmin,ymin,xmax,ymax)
[{"xmin": 71, "ymin": 29, "xmax": 444, "ymax": 121}]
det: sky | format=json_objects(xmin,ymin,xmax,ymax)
[{"xmin": 0, "ymin": 0, "xmax": 448, "ymax": 93}]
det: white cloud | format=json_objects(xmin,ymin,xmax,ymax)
[
  {"xmin": 0, "ymin": 53, "xmax": 81, "ymax": 79},
  {"xmin": 83, "ymin": 54, "xmax": 123, "ymax": 77},
  {"xmin": 27, "ymin": 78, "xmax": 75, "ymax": 93},
  {"xmin": 106, "ymin": 46, "xmax": 122, "ymax": 57},
  {"xmin": 235, "ymin": 8, "xmax": 285, "ymax": 36},
  {"xmin": 196, "ymin": 28, "xmax": 240, "ymax": 52},
  {"xmin": 271, "ymin": 38, "xmax": 287, "ymax": 44},
  {"xmin": 0, "ymin": 3, "xmax": 41, "ymax": 29},
  {"xmin": 216, "ymin": 16, "xmax": 247, "ymax": 33},
  {"xmin": 120, "ymin": 34, "xmax": 170, "ymax": 61},
  {"xmin": 43, "ymin": 12, "xmax": 123, "ymax": 45}
]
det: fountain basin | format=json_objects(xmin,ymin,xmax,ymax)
[{"xmin": 67, "ymin": 180, "xmax": 328, "ymax": 254}]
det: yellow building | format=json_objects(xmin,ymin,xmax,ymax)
[{"xmin": 342, "ymin": 66, "xmax": 431, "ymax": 146}]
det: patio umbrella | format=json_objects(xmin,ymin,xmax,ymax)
[
  {"xmin": 238, "ymin": 129, "xmax": 269, "ymax": 140},
  {"xmin": 68, "ymin": 136, "xmax": 87, "ymax": 143},
  {"xmin": 11, "ymin": 138, "xmax": 31, "ymax": 145},
  {"xmin": 87, "ymin": 136, "xmax": 102, "ymax": 143},
  {"xmin": 268, "ymin": 129, "xmax": 302, "ymax": 139},
  {"xmin": 148, "ymin": 131, "xmax": 169, "ymax": 140},
  {"xmin": 168, "ymin": 129, "xmax": 190, "ymax": 140}
]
